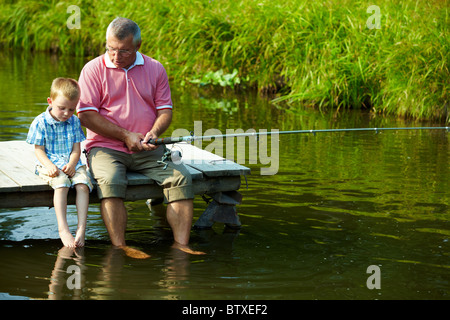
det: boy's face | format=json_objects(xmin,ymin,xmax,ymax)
[{"xmin": 47, "ymin": 95, "xmax": 78, "ymax": 122}]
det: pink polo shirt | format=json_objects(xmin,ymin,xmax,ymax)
[{"xmin": 77, "ymin": 52, "xmax": 173, "ymax": 154}]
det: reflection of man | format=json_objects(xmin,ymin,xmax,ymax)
[{"xmin": 77, "ymin": 17, "xmax": 203, "ymax": 257}]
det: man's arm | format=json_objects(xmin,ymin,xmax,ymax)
[
  {"xmin": 142, "ymin": 109, "xmax": 173, "ymax": 151},
  {"xmin": 79, "ymin": 111, "xmax": 145, "ymax": 152}
]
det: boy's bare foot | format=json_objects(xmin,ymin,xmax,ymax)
[
  {"xmin": 74, "ymin": 230, "xmax": 85, "ymax": 247},
  {"xmin": 118, "ymin": 246, "xmax": 151, "ymax": 259},
  {"xmin": 59, "ymin": 230, "xmax": 75, "ymax": 247},
  {"xmin": 172, "ymin": 242, "xmax": 206, "ymax": 255},
  {"xmin": 75, "ymin": 235, "xmax": 84, "ymax": 247}
]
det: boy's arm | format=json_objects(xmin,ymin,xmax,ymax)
[
  {"xmin": 34, "ymin": 145, "xmax": 59, "ymax": 177},
  {"xmin": 62, "ymin": 142, "xmax": 81, "ymax": 177}
]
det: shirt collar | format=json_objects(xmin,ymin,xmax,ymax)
[
  {"xmin": 104, "ymin": 51, "xmax": 144, "ymax": 70},
  {"xmin": 44, "ymin": 106, "xmax": 72, "ymax": 125}
]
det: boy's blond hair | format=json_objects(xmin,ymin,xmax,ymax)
[{"xmin": 50, "ymin": 78, "xmax": 80, "ymax": 101}]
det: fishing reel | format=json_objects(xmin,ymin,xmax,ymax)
[
  {"xmin": 158, "ymin": 146, "xmax": 182, "ymax": 170},
  {"xmin": 144, "ymin": 138, "xmax": 183, "ymax": 169}
]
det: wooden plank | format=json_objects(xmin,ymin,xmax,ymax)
[
  {"xmin": 192, "ymin": 176, "xmax": 241, "ymax": 195},
  {"xmin": 169, "ymin": 142, "xmax": 251, "ymax": 177},
  {"xmin": 188, "ymin": 160, "xmax": 251, "ymax": 177},
  {"xmin": 180, "ymin": 164, "xmax": 204, "ymax": 180},
  {"xmin": 0, "ymin": 141, "xmax": 55, "ymax": 193},
  {"xmin": 0, "ymin": 151, "xmax": 50, "ymax": 192},
  {"xmin": 0, "ymin": 169, "xmax": 21, "ymax": 192},
  {"xmin": 0, "ymin": 141, "xmax": 39, "ymax": 173}
]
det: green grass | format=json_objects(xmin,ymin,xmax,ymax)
[{"xmin": 0, "ymin": 0, "xmax": 448, "ymax": 122}]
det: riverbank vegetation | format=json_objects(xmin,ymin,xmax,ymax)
[{"xmin": 0, "ymin": 0, "xmax": 448, "ymax": 122}]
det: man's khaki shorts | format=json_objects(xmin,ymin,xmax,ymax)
[
  {"xmin": 37, "ymin": 165, "xmax": 93, "ymax": 192},
  {"xmin": 87, "ymin": 146, "xmax": 194, "ymax": 203}
]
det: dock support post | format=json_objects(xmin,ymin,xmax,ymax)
[{"xmin": 194, "ymin": 191, "xmax": 242, "ymax": 229}]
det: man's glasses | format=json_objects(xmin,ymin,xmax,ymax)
[{"xmin": 105, "ymin": 46, "xmax": 135, "ymax": 57}]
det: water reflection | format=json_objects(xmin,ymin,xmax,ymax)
[
  {"xmin": 44, "ymin": 234, "xmax": 234, "ymax": 300},
  {"xmin": 48, "ymin": 247, "xmax": 86, "ymax": 299},
  {"xmin": 159, "ymin": 246, "xmax": 192, "ymax": 300}
]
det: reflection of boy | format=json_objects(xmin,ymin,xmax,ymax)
[{"xmin": 27, "ymin": 78, "xmax": 92, "ymax": 248}]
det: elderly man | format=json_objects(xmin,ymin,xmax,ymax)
[{"xmin": 77, "ymin": 17, "xmax": 202, "ymax": 257}]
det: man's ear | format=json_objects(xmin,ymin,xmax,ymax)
[{"xmin": 47, "ymin": 97, "xmax": 52, "ymax": 106}]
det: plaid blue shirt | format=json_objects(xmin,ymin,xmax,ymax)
[{"xmin": 26, "ymin": 107, "xmax": 86, "ymax": 171}]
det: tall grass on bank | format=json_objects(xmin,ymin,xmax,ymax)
[{"xmin": 0, "ymin": 0, "xmax": 448, "ymax": 122}]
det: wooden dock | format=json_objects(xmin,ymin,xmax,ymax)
[{"xmin": 0, "ymin": 141, "xmax": 250, "ymax": 228}]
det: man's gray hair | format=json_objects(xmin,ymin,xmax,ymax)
[{"xmin": 106, "ymin": 17, "xmax": 141, "ymax": 46}]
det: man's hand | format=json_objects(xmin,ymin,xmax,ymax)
[
  {"xmin": 142, "ymin": 131, "xmax": 159, "ymax": 151},
  {"xmin": 79, "ymin": 111, "xmax": 147, "ymax": 153},
  {"xmin": 123, "ymin": 131, "xmax": 146, "ymax": 152}
]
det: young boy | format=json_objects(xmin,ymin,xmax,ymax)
[{"xmin": 27, "ymin": 78, "xmax": 92, "ymax": 247}]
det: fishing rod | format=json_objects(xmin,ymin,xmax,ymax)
[{"xmin": 147, "ymin": 126, "xmax": 449, "ymax": 145}]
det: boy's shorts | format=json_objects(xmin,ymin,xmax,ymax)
[
  {"xmin": 37, "ymin": 165, "xmax": 93, "ymax": 192},
  {"xmin": 87, "ymin": 146, "xmax": 194, "ymax": 203}
]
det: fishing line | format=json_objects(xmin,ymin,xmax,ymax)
[
  {"xmin": 147, "ymin": 126, "xmax": 450, "ymax": 145},
  {"xmin": 148, "ymin": 126, "xmax": 449, "ymax": 168}
]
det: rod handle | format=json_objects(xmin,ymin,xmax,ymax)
[{"xmin": 147, "ymin": 137, "xmax": 170, "ymax": 145}]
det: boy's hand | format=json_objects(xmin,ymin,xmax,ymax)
[
  {"xmin": 47, "ymin": 164, "xmax": 60, "ymax": 178},
  {"xmin": 62, "ymin": 164, "xmax": 76, "ymax": 177}
]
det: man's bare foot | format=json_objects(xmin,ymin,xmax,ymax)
[
  {"xmin": 172, "ymin": 242, "xmax": 206, "ymax": 255},
  {"xmin": 59, "ymin": 230, "xmax": 75, "ymax": 247},
  {"xmin": 118, "ymin": 246, "xmax": 151, "ymax": 259}
]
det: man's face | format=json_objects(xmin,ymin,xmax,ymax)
[{"xmin": 106, "ymin": 34, "xmax": 140, "ymax": 69}]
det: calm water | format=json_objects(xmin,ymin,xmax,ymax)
[{"xmin": 0, "ymin": 51, "xmax": 449, "ymax": 300}]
